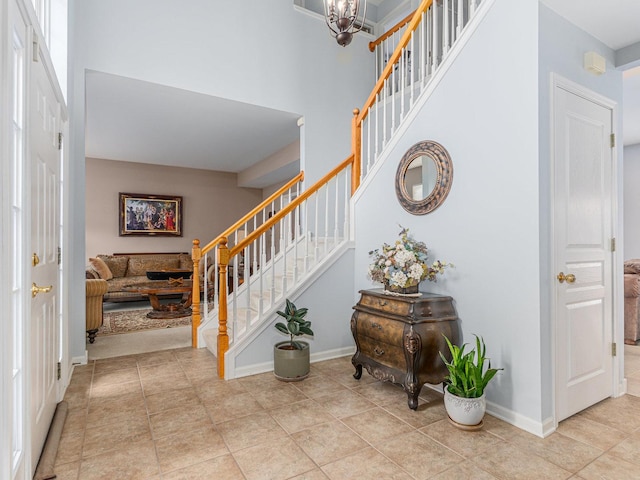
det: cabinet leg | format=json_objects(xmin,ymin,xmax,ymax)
[
  {"xmin": 408, "ymin": 392, "xmax": 419, "ymax": 410},
  {"xmin": 353, "ymin": 363, "xmax": 362, "ymax": 380}
]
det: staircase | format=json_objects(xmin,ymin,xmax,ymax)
[{"xmin": 193, "ymin": 0, "xmax": 491, "ymax": 379}]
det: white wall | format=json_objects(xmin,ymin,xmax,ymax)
[
  {"xmin": 624, "ymin": 144, "xmax": 640, "ymax": 258},
  {"xmin": 538, "ymin": 3, "xmax": 623, "ymax": 422},
  {"xmin": 68, "ymin": 0, "xmax": 375, "ymax": 359},
  {"xmin": 354, "ymin": 0, "xmax": 543, "ymax": 430}
]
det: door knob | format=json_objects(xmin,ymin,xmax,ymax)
[
  {"xmin": 31, "ymin": 283, "xmax": 53, "ymax": 297},
  {"xmin": 557, "ymin": 272, "xmax": 576, "ymax": 284}
]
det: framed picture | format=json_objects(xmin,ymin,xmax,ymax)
[{"xmin": 119, "ymin": 193, "xmax": 183, "ymax": 236}]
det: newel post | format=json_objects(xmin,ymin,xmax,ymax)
[
  {"xmin": 352, "ymin": 108, "xmax": 362, "ymax": 195},
  {"xmin": 217, "ymin": 237, "xmax": 230, "ymax": 378},
  {"xmin": 191, "ymin": 239, "xmax": 202, "ymax": 348}
]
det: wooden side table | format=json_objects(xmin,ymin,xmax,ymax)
[{"xmin": 351, "ymin": 289, "xmax": 460, "ymax": 409}]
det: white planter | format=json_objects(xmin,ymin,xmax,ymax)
[{"xmin": 444, "ymin": 389, "xmax": 486, "ymax": 427}]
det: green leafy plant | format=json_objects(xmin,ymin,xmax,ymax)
[
  {"xmin": 275, "ymin": 299, "xmax": 314, "ymax": 350},
  {"xmin": 439, "ymin": 334, "xmax": 502, "ymax": 398}
]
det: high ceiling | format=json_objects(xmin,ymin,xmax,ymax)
[
  {"xmin": 84, "ymin": 2, "xmax": 640, "ymax": 186},
  {"xmin": 85, "ymin": 71, "xmax": 301, "ymax": 188}
]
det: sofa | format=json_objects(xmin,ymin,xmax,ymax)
[
  {"xmin": 624, "ymin": 259, "xmax": 640, "ymax": 345},
  {"xmin": 86, "ymin": 252, "xmax": 193, "ymax": 302}
]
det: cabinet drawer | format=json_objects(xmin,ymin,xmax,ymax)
[
  {"xmin": 359, "ymin": 294, "xmax": 411, "ymax": 317},
  {"xmin": 358, "ymin": 336, "xmax": 405, "ymax": 370},
  {"xmin": 356, "ymin": 312, "xmax": 404, "ymax": 344}
]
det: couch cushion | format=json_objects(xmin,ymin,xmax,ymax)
[
  {"xmin": 178, "ymin": 253, "xmax": 193, "ymax": 271},
  {"xmin": 127, "ymin": 257, "xmax": 180, "ymax": 276},
  {"xmin": 107, "ymin": 275, "xmax": 147, "ymax": 293},
  {"xmin": 625, "ymin": 259, "xmax": 640, "ymax": 274},
  {"xmin": 98, "ymin": 255, "xmax": 129, "ymax": 278},
  {"xmin": 89, "ymin": 257, "xmax": 113, "ymax": 280}
]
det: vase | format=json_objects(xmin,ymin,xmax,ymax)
[
  {"xmin": 273, "ymin": 341, "xmax": 310, "ymax": 382},
  {"xmin": 444, "ymin": 389, "xmax": 486, "ymax": 428},
  {"xmin": 384, "ymin": 282, "xmax": 419, "ymax": 295}
]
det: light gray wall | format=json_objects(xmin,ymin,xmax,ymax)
[
  {"xmin": 85, "ymin": 158, "xmax": 262, "ymax": 258},
  {"xmin": 235, "ymin": 248, "xmax": 355, "ymax": 370},
  {"xmin": 624, "ymin": 144, "xmax": 640, "ymax": 258},
  {"xmin": 538, "ymin": 3, "xmax": 623, "ymax": 422},
  {"xmin": 354, "ymin": 0, "xmax": 543, "ymax": 428},
  {"xmin": 68, "ymin": 0, "xmax": 375, "ymax": 359}
]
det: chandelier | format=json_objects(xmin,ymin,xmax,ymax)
[{"xmin": 323, "ymin": 0, "xmax": 367, "ymax": 47}]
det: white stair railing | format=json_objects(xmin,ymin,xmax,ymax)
[
  {"xmin": 360, "ymin": 0, "xmax": 483, "ymax": 182},
  {"xmin": 196, "ymin": 158, "xmax": 353, "ymax": 377}
]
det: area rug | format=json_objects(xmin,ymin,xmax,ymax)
[{"xmin": 98, "ymin": 308, "xmax": 191, "ymax": 336}]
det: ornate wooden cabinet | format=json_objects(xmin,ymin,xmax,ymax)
[{"xmin": 351, "ymin": 289, "xmax": 460, "ymax": 409}]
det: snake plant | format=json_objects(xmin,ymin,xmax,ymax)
[{"xmin": 440, "ymin": 334, "xmax": 502, "ymax": 398}]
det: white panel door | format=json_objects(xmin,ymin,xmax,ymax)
[
  {"xmin": 554, "ymin": 83, "xmax": 614, "ymax": 421},
  {"xmin": 28, "ymin": 39, "xmax": 61, "ymax": 472}
]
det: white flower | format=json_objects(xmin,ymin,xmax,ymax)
[
  {"xmin": 390, "ymin": 271, "xmax": 408, "ymax": 287},
  {"xmin": 408, "ymin": 263, "xmax": 424, "ymax": 280}
]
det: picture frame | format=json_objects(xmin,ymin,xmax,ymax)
[{"xmin": 119, "ymin": 192, "xmax": 183, "ymax": 236}]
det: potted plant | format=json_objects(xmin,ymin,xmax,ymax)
[
  {"xmin": 439, "ymin": 334, "xmax": 502, "ymax": 429},
  {"xmin": 273, "ymin": 299, "xmax": 314, "ymax": 381},
  {"xmin": 368, "ymin": 226, "xmax": 451, "ymax": 295}
]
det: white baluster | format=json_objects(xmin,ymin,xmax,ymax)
[
  {"xmin": 343, "ymin": 168, "xmax": 350, "ymax": 240},
  {"xmin": 420, "ymin": 10, "xmax": 426, "ymax": 87},
  {"xmin": 324, "ymin": 184, "xmax": 329, "ymax": 258},
  {"xmin": 382, "ymin": 79, "xmax": 387, "ymax": 146},
  {"xmin": 470, "ymin": 0, "xmax": 477, "ymax": 17},
  {"xmin": 391, "ymin": 62, "xmax": 396, "ymax": 134},
  {"xmin": 366, "ymin": 111, "xmax": 371, "ymax": 173},
  {"xmin": 443, "ymin": 0, "xmax": 449, "ymax": 55},
  {"xmin": 333, "ymin": 177, "xmax": 339, "ymax": 248},
  {"xmin": 432, "ymin": 0, "xmax": 439, "ymax": 70},
  {"xmin": 313, "ymin": 192, "xmax": 319, "ymax": 264},
  {"xmin": 457, "ymin": 0, "xmax": 464, "ymax": 37},
  {"xmin": 374, "ymin": 100, "xmax": 379, "ymax": 160}
]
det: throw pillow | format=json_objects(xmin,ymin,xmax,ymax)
[
  {"xmin": 98, "ymin": 255, "xmax": 128, "ymax": 278},
  {"xmin": 625, "ymin": 259, "xmax": 640, "ymax": 274},
  {"xmin": 89, "ymin": 257, "xmax": 113, "ymax": 280}
]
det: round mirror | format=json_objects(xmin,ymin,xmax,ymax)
[{"xmin": 395, "ymin": 141, "xmax": 453, "ymax": 215}]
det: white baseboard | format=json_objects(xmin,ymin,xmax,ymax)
[
  {"xmin": 487, "ymin": 400, "xmax": 553, "ymax": 438},
  {"xmin": 71, "ymin": 352, "xmax": 88, "ymax": 365},
  {"xmin": 232, "ymin": 346, "xmax": 355, "ymax": 379}
]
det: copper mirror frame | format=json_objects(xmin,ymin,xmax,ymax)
[{"xmin": 395, "ymin": 140, "xmax": 453, "ymax": 215}]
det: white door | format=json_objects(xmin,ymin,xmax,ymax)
[
  {"xmin": 28, "ymin": 38, "xmax": 61, "ymax": 472},
  {"xmin": 553, "ymin": 80, "xmax": 615, "ymax": 421}
]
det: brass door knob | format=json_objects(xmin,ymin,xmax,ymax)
[
  {"xmin": 31, "ymin": 283, "xmax": 53, "ymax": 297},
  {"xmin": 557, "ymin": 272, "xmax": 576, "ymax": 284}
]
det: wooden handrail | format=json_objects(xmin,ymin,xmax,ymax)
[
  {"xmin": 357, "ymin": 0, "xmax": 432, "ymax": 125},
  {"xmin": 229, "ymin": 155, "xmax": 354, "ymax": 257},
  {"xmin": 213, "ymin": 156, "xmax": 352, "ymax": 377},
  {"xmin": 368, "ymin": 10, "xmax": 416, "ymax": 52},
  {"xmin": 201, "ymin": 171, "xmax": 304, "ymax": 255}
]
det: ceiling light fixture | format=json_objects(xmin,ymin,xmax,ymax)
[{"xmin": 323, "ymin": 0, "xmax": 367, "ymax": 47}]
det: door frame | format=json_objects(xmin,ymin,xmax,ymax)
[{"xmin": 550, "ymin": 72, "xmax": 623, "ymax": 429}]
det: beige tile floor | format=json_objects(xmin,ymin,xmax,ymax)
[{"xmin": 54, "ymin": 346, "xmax": 640, "ymax": 480}]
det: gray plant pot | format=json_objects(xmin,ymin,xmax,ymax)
[{"xmin": 273, "ymin": 341, "xmax": 310, "ymax": 382}]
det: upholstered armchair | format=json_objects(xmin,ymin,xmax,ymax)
[
  {"xmin": 624, "ymin": 260, "xmax": 640, "ymax": 345},
  {"xmin": 86, "ymin": 279, "xmax": 108, "ymax": 343}
]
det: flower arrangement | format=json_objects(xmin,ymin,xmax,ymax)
[{"xmin": 368, "ymin": 226, "xmax": 450, "ymax": 290}]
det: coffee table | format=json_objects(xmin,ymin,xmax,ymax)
[{"xmin": 122, "ymin": 280, "xmax": 194, "ymax": 319}]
